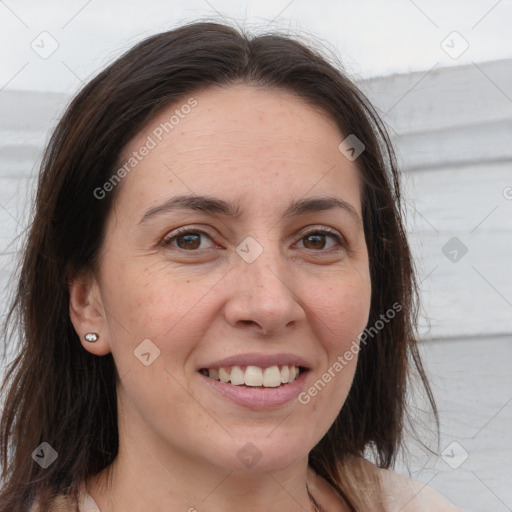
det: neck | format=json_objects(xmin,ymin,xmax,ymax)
[
  {"xmin": 87, "ymin": 418, "xmax": 319, "ymax": 512},
  {"xmin": 87, "ymin": 450, "xmax": 317, "ymax": 512}
]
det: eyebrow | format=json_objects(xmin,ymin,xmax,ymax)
[{"xmin": 139, "ymin": 194, "xmax": 361, "ymax": 225}]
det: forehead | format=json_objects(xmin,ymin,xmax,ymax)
[{"xmin": 115, "ymin": 84, "xmax": 362, "ymax": 217}]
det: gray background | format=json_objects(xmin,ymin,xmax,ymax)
[{"xmin": 1, "ymin": 1, "xmax": 511, "ymax": 510}]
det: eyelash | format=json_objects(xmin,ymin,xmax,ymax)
[{"xmin": 161, "ymin": 226, "xmax": 346, "ymax": 253}]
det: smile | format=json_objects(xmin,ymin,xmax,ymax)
[{"xmin": 199, "ymin": 365, "xmax": 304, "ymax": 388}]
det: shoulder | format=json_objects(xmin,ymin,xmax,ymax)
[
  {"xmin": 28, "ymin": 482, "xmax": 95, "ymax": 512},
  {"xmin": 375, "ymin": 466, "xmax": 466, "ymax": 512},
  {"xmin": 308, "ymin": 459, "xmax": 465, "ymax": 512},
  {"xmin": 28, "ymin": 494, "xmax": 78, "ymax": 512},
  {"xmin": 78, "ymin": 485, "xmax": 101, "ymax": 512}
]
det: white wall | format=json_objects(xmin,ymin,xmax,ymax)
[{"xmin": 361, "ymin": 59, "xmax": 512, "ymax": 510}]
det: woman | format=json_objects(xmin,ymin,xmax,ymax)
[{"xmin": 0, "ymin": 21, "xmax": 464, "ymax": 511}]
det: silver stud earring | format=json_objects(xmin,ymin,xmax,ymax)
[{"xmin": 84, "ymin": 333, "xmax": 99, "ymax": 342}]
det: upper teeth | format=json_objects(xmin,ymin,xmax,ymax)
[{"xmin": 205, "ymin": 365, "xmax": 301, "ymax": 387}]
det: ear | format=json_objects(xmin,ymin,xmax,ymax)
[{"xmin": 69, "ymin": 273, "xmax": 112, "ymax": 356}]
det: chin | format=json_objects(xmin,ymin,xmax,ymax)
[{"xmin": 204, "ymin": 431, "xmax": 314, "ymax": 474}]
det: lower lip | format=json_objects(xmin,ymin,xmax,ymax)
[{"xmin": 198, "ymin": 371, "xmax": 309, "ymax": 410}]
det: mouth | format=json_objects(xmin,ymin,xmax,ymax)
[
  {"xmin": 197, "ymin": 353, "xmax": 311, "ymax": 409},
  {"xmin": 199, "ymin": 364, "xmax": 307, "ymax": 388}
]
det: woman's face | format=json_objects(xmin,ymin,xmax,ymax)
[{"xmin": 82, "ymin": 84, "xmax": 371, "ymax": 473}]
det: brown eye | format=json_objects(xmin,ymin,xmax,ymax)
[
  {"xmin": 297, "ymin": 228, "xmax": 343, "ymax": 251},
  {"xmin": 176, "ymin": 233, "xmax": 201, "ymax": 250},
  {"xmin": 303, "ymin": 233, "xmax": 328, "ymax": 250},
  {"xmin": 162, "ymin": 229, "xmax": 213, "ymax": 251}
]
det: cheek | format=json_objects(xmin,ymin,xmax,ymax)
[
  {"xmin": 101, "ymin": 260, "xmax": 204, "ymax": 333},
  {"xmin": 302, "ymin": 278, "xmax": 370, "ymax": 429},
  {"xmin": 313, "ymin": 273, "xmax": 371, "ymax": 352},
  {"xmin": 99, "ymin": 260, "xmax": 225, "ymax": 376}
]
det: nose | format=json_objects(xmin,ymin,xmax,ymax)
[{"xmin": 223, "ymin": 241, "xmax": 306, "ymax": 336}]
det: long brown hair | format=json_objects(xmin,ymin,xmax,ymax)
[{"xmin": 0, "ymin": 20, "xmax": 437, "ymax": 511}]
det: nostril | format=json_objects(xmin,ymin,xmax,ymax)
[{"xmin": 238, "ymin": 320, "xmax": 266, "ymax": 334}]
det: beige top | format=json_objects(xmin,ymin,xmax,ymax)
[
  {"xmin": 75, "ymin": 472, "xmax": 466, "ymax": 512},
  {"xmin": 377, "ymin": 469, "xmax": 466, "ymax": 511},
  {"xmin": 29, "ymin": 469, "xmax": 466, "ymax": 511},
  {"xmin": 78, "ymin": 483, "xmax": 101, "ymax": 512}
]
